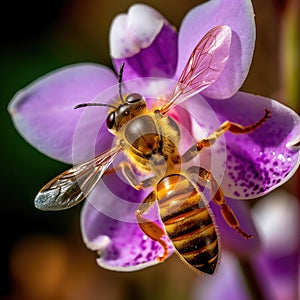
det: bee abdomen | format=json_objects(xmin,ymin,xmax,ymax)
[{"xmin": 157, "ymin": 174, "xmax": 219, "ymax": 275}]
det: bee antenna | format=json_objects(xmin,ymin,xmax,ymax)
[
  {"xmin": 75, "ymin": 63, "xmax": 126, "ymax": 110},
  {"xmin": 74, "ymin": 103, "xmax": 117, "ymax": 110},
  {"xmin": 118, "ymin": 62, "xmax": 125, "ymax": 103}
]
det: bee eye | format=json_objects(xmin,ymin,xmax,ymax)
[
  {"xmin": 106, "ymin": 112, "xmax": 115, "ymax": 129},
  {"xmin": 126, "ymin": 93, "xmax": 143, "ymax": 104}
]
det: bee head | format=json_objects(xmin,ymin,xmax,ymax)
[
  {"xmin": 106, "ymin": 92, "xmax": 146, "ymax": 134},
  {"xmin": 75, "ymin": 63, "xmax": 146, "ymax": 135}
]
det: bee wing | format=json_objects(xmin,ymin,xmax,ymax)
[
  {"xmin": 160, "ymin": 25, "xmax": 232, "ymax": 114},
  {"xmin": 35, "ymin": 145, "xmax": 122, "ymax": 211}
]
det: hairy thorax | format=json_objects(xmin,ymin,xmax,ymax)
[{"xmin": 120, "ymin": 113, "xmax": 181, "ymax": 175}]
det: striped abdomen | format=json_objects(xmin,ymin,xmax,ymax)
[{"xmin": 156, "ymin": 174, "xmax": 219, "ymax": 274}]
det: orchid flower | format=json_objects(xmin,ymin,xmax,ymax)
[{"xmin": 8, "ymin": 0, "xmax": 300, "ymax": 273}]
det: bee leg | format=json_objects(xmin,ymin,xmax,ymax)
[
  {"xmin": 136, "ymin": 192, "xmax": 169, "ymax": 262},
  {"xmin": 187, "ymin": 166, "xmax": 253, "ymax": 239},
  {"xmin": 182, "ymin": 109, "xmax": 271, "ymax": 163},
  {"xmin": 121, "ymin": 162, "xmax": 158, "ymax": 189},
  {"xmin": 104, "ymin": 162, "xmax": 156, "ymax": 190},
  {"xmin": 120, "ymin": 162, "xmax": 142, "ymax": 190}
]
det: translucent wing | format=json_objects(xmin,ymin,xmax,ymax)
[
  {"xmin": 34, "ymin": 146, "xmax": 122, "ymax": 211},
  {"xmin": 160, "ymin": 25, "xmax": 232, "ymax": 114}
]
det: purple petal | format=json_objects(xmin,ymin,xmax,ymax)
[
  {"xmin": 81, "ymin": 173, "xmax": 174, "ymax": 271},
  {"xmin": 177, "ymin": 0, "xmax": 255, "ymax": 99},
  {"xmin": 252, "ymin": 190, "xmax": 300, "ymax": 255},
  {"xmin": 110, "ymin": 4, "xmax": 177, "ymax": 79},
  {"xmin": 181, "ymin": 93, "xmax": 228, "ymax": 187},
  {"xmin": 8, "ymin": 64, "xmax": 117, "ymax": 164},
  {"xmin": 184, "ymin": 92, "xmax": 300, "ymax": 199},
  {"xmin": 254, "ymin": 253, "xmax": 299, "ymax": 300}
]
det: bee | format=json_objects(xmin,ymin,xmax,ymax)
[{"xmin": 35, "ymin": 25, "xmax": 271, "ymax": 275}]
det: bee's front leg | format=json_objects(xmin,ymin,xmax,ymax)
[{"xmin": 104, "ymin": 161, "xmax": 156, "ymax": 190}]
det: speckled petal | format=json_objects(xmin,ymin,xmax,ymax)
[
  {"xmin": 110, "ymin": 4, "xmax": 177, "ymax": 79},
  {"xmin": 8, "ymin": 64, "xmax": 117, "ymax": 164},
  {"xmin": 177, "ymin": 0, "xmax": 255, "ymax": 99},
  {"xmin": 184, "ymin": 92, "xmax": 300, "ymax": 199},
  {"xmin": 211, "ymin": 93, "xmax": 300, "ymax": 199},
  {"xmin": 81, "ymin": 173, "xmax": 174, "ymax": 271}
]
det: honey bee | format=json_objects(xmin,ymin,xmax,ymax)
[{"xmin": 35, "ymin": 25, "xmax": 271, "ymax": 275}]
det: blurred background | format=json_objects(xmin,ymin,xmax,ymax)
[{"xmin": 1, "ymin": 0, "xmax": 299, "ymax": 299}]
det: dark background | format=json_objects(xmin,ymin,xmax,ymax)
[{"xmin": 0, "ymin": 1, "xmax": 295, "ymax": 299}]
